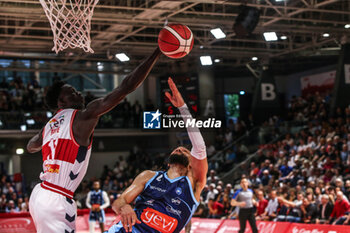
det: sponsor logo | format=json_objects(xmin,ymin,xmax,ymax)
[
  {"xmin": 143, "ymin": 110, "xmax": 161, "ymax": 129},
  {"xmin": 292, "ymin": 226, "xmax": 325, "ymax": 233},
  {"xmin": 44, "ymin": 164, "xmax": 60, "ymax": 173},
  {"xmin": 0, "ymin": 218, "xmax": 33, "ymax": 230},
  {"xmin": 171, "ymin": 198, "xmax": 181, "ymax": 205},
  {"xmin": 166, "ymin": 205, "xmax": 182, "ymax": 217},
  {"xmin": 141, "ymin": 207, "xmax": 178, "ymax": 233},
  {"xmin": 149, "ymin": 185, "xmax": 167, "ymax": 193},
  {"xmin": 175, "ymin": 187, "xmax": 182, "ymax": 195},
  {"xmin": 49, "ymin": 115, "xmax": 64, "ymax": 135}
]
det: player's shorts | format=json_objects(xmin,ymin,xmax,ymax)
[
  {"xmin": 29, "ymin": 183, "xmax": 77, "ymax": 233},
  {"xmin": 89, "ymin": 209, "xmax": 106, "ymax": 223}
]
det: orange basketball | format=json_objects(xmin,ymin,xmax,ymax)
[
  {"xmin": 92, "ymin": 204, "xmax": 100, "ymax": 211},
  {"xmin": 158, "ymin": 24, "xmax": 194, "ymax": 59}
]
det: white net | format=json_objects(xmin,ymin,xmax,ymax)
[{"xmin": 39, "ymin": 0, "xmax": 99, "ymax": 53}]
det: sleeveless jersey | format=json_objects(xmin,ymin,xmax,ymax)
[
  {"xmin": 40, "ymin": 109, "xmax": 92, "ymax": 199},
  {"xmin": 133, "ymin": 171, "xmax": 199, "ymax": 233},
  {"xmin": 89, "ymin": 190, "xmax": 104, "ymax": 205}
]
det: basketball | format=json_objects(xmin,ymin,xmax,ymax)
[
  {"xmin": 92, "ymin": 204, "xmax": 100, "ymax": 211},
  {"xmin": 158, "ymin": 24, "xmax": 194, "ymax": 59}
]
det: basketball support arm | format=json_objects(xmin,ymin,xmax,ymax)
[{"xmin": 178, "ymin": 104, "xmax": 207, "ymax": 160}]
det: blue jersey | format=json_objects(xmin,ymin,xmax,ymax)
[
  {"xmin": 90, "ymin": 190, "xmax": 104, "ymax": 205},
  {"xmin": 107, "ymin": 171, "xmax": 199, "ymax": 233}
]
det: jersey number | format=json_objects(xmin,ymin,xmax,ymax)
[{"xmin": 48, "ymin": 139, "xmax": 58, "ymax": 160}]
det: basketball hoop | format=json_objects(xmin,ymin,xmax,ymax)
[{"xmin": 39, "ymin": 0, "xmax": 99, "ymax": 53}]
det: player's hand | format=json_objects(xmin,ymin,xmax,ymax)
[
  {"xmin": 240, "ymin": 202, "xmax": 246, "ymax": 207},
  {"xmin": 165, "ymin": 77, "xmax": 185, "ymax": 108},
  {"xmin": 120, "ymin": 204, "xmax": 141, "ymax": 232}
]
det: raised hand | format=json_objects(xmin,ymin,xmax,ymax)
[{"xmin": 165, "ymin": 77, "xmax": 185, "ymax": 108}]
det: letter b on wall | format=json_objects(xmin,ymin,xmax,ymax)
[{"xmin": 261, "ymin": 83, "xmax": 276, "ymax": 101}]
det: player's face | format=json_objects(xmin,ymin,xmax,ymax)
[
  {"xmin": 240, "ymin": 179, "xmax": 248, "ymax": 190},
  {"xmin": 93, "ymin": 182, "xmax": 100, "ymax": 190},
  {"xmin": 59, "ymin": 84, "xmax": 85, "ymax": 109},
  {"xmin": 169, "ymin": 147, "xmax": 191, "ymax": 169}
]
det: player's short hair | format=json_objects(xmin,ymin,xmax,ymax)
[
  {"xmin": 45, "ymin": 81, "xmax": 65, "ymax": 110},
  {"xmin": 240, "ymin": 177, "xmax": 248, "ymax": 182}
]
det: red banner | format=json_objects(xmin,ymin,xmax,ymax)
[
  {"xmin": 285, "ymin": 223, "xmax": 350, "ymax": 233},
  {"xmin": 1, "ymin": 214, "xmax": 350, "ymax": 233}
]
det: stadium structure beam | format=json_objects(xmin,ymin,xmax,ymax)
[
  {"xmin": 262, "ymin": 0, "xmax": 339, "ymax": 26},
  {"xmin": 1, "ymin": 0, "xmax": 349, "ymax": 16}
]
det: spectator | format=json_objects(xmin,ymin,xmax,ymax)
[
  {"xmin": 330, "ymin": 191, "xmax": 350, "ymax": 225},
  {"xmin": 206, "ymin": 183, "xmax": 218, "ymax": 203},
  {"xmin": 207, "ymin": 170, "xmax": 219, "ymax": 185},
  {"xmin": 261, "ymin": 190, "xmax": 278, "ymax": 221},
  {"xmin": 316, "ymin": 194, "xmax": 334, "ymax": 224},
  {"xmin": 301, "ymin": 198, "xmax": 318, "ymax": 223},
  {"xmin": 5, "ymin": 200, "xmax": 19, "ymax": 213},
  {"xmin": 255, "ymin": 190, "xmax": 268, "ymax": 220},
  {"xmin": 208, "ymin": 198, "xmax": 224, "ymax": 218}
]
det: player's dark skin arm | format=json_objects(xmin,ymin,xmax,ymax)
[
  {"xmin": 74, "ymin": 48, "xmax": 161, "ymax": 146},
  {"xmin": 27, "ymin": 128, "xmax": 43, "ymax": 153},
  {"xmin": 27, "ymin": 48, "xmax": 161, "ymax": 151}
]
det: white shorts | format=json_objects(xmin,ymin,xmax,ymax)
[{"xmin": 29, "ymin": 183, "xmax": 77, "ymax": 233}]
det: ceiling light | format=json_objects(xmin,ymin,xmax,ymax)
[
  {"xmin": 26, "ymin": 119, "xmax": 35, "ymax": 125},
  {"xmin": 345, "ymin": 24, "xmax": 350, "ymax": 29},
  {"xmin": 200, "ymin": 56, "xmax": 213, "ymax": 66},
  {"xmin": 240, "ymin": 91, "xmax": 245, "ymax": 95},
  {"xmin": 280, "ymin": 35, "xmax": 287, "ymax": 40},
  {"xmin": 16, "ymin": 148, "xmax": 24, "ymax": 155},
  {"xmin": 323, "ymin": 33, "xmax": 330, "ymax": 38},
  {"xmin": 20, "ymin": 125, "xmax": 27, "ymax": 131},
  {"xmin": 200, "ymin": 45, "xmax": 204, "ymax": 49},
  {"xmin": 214, "ymin": 59, "xmax": 221, "ymax": 63},
  {"xmin": 252, "ymin": 57, "xmax": 258, "ymax": 61},
  {"xmin": 46, "ymin": 112, "xmax": 53, "ymax": 118},
  {"xmin": 210, "ymin": 28, "xmax": 226, "ymax": 39},
  {"xmin": 275, "ymin": 0, "xmax": 284, "ymax": 2},
  {"xmin": 115, "ymin": 53, "xmax": 130, "ymax": 62},
  {"xmin": 263, "ymin": 32, "xmax": 278, "ymax": 41}
]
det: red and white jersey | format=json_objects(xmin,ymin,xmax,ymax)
[{"xmin": 40, "ymin": 109, "xmax": 92, "ymax": 199}]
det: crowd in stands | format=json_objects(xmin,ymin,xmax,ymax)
[
  {"xmin": 198, "ymin": 91, "xmax": 350, "ymax": 225},
  {"xmin": 0, "ymin": 77, "xmax": 44, "ymax": 112},
  {"xmin": 0, "ymin": 76, "xmax": 156, "ymax": 129},
  {"xmin": 0, "ymin": 173, "xmax": 29, "ymax": 213}
]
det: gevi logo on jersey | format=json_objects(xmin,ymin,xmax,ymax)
[{"xmin": 143, "ymin": 110, "xmax": 162, "ymax": 129}]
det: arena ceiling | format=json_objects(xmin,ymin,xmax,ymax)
[{"xmin": 0, "ymin": 0, "xmax": 349, "ymax": 74}]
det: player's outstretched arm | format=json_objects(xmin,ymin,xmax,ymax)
[
  {"xmin": 165, "ymin": 77, "xmax": 208, "ymax": 200},
  {"xmin": 27, "ymin": 128, "xmax": 43, "ymax": 153},
  {"xmin": 81, "ymin": 48, "xmax": 161, "ymax": 119},
  {"xmin": 112, "ymin": 170, "xmax": 156, "ymax": 232}
]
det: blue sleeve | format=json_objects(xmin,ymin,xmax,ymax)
[
  {"xmin": 248, "ymin": 189, "xmax": 254, "ymax": 193},
  {"xmin": 233, "ymin": 189, "xmax": 241, "ymax": 199}
]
